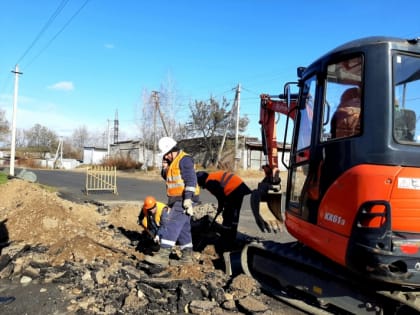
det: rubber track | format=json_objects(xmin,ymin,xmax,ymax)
[{"xmin": 241, "ymin": 240, "xmax": 420, "ymax": 314}]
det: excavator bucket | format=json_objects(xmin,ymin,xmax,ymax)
[{"xmin": 250, "ymin": 189, "xmax": 284, "ymax": 233}]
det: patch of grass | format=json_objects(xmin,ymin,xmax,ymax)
[
  {"xmin": 37, "ymin": 183, "xmax": 57, "ymax": 193},
  {"xmin": 0, "ymin": 172, "xmax": 8, "ymax": 184}
]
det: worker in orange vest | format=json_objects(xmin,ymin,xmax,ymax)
[{"xmin": 196, "ymin": 170, "xmax": 252, "ymax": 247}]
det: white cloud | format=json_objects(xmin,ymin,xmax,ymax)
[
  {"xmin": 47, "ymin": 81, "xmax": 74, "ymax": 91},
  {"xmin": 104, "ymin": 43, "xmax": 115, "ymax": 49}
]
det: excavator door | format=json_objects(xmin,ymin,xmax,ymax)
[{"xmin": 286, "ymin": 74, "xmax": 320, "ymax": 223}]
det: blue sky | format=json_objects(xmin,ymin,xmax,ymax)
[{"xmin": 1, "ymin": 0, "xmax": 419, "ymax": 141}]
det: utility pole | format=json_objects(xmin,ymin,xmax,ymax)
[
  {"xmin": 216, "ymin": 84, "xmax": 241, "ymax": 168},
  {"xmin": 234, "ymin": 83, "xmax": 241, "ymax": 171},
  {"xmin": 151, "ymin": 91, "xmax": 170, "ymax": 166},
  {"xmin": 10, "ymin": 65, "xmax": 22, "ymax": 177},
  {"xmin": 152, "ymin": 91, "xmax": 158, "ymax": 167},
  {"xmin": 216, "ymin": 100, "xmax": 234, "ymax": 168},
  {"xmin": 107, "ymin": 119, "xmax": 111, "ymax": 156},
  {"xmin": 113, "ymin": 109, "xmax": 119, "ymax": 144},
  {"xmin": 53, "ymin": 137, "xmax": 63, "ymax": 169},
  {"xmin": 155, "ymin": 98, "xmax": 169, "ymax": 136}
]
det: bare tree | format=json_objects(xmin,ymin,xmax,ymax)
[
  {"xmin": 135, "ymin": 74, "xmax": 189, "ymax": 167},
  {"xmin": 158, "ymin": 72, "xmax": 183, "ymax": 137},
  {"xmin": 0, "ymin": 109, "xmax": 10, "ymax": 146},
  {"xmin": 88, "ymin": 128, "xmax": 109, "ymax": 149},
  {"xmin": 24, "ymin": 124, "xmax": 59, "ymax": 158},
  {"xmin": 189, "ymin": 97, "xmax": 229, "ymax": 166},
  {"xmin": 136, "ymin": 73, "xmax": 188, "ymax": 142},
  {"xmin": 71, "ymin": 125, "xmax": 89, "ymax": 149},
  {"xmin": 188, "ymin": 96, "xmax": 249, "ymax": 167},
  {"xmin": 63, "ymin": 125, "xmax": 91, "ymax": 159},
  {"xmin": 15, "ymin": 128, "xmax": 26, "ymax": 148},
  {"xmin": 137, "ymin": 88, "xmax": 156, "ymax": 143},
  {"xmin": 134, "ymin": 88, "xmax": 154, "ymax": 166},
  {"xmin": 61, "ymin": 137, "xmax": 80, "ymax": 159}
]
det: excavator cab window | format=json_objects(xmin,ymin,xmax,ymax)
[
  {"xmin": 289, "ymin": 76, "xmax": 316, "ymax": 208},
  {"xmin": 289, "ymin": 56, "xmax": 363, "ymax": 218},
  {"xmin": 393, "ymin": 53, "xmax": 420, "ymax": 143},
  {"xmin": 296, "ymin": 76, "xmax": 316, "ymax": 152},
  {"xmin": 322, "ymin": 56, "xmax": 363, "ymax": 142}
]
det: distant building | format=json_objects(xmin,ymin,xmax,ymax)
[
  {"xmin": 83, "ymin": 147, "xmax": 108, "ymax": 165},
  {"xmin": 244, "ymin": 139, "xmax": 290, "ymax": 171},
  {"xmin": 38, "ymin": 158, "xmax": 81, "ymax": 170},
  {"xmin": 109, "ymin": 140, "xmax": 153, "ymax": 168},
  {"xmin": 95, "ymin": 137, "xmax": 290, "ymax": 170},
  {"xmin": 177, "ymin": 137, "xmax": 290, "ymax": 171}
]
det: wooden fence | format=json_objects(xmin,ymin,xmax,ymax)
[{"xmin": 85, "ymin": 166, "xmax": 118, "ymax": 195}]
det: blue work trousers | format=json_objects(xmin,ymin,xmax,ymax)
[{"xmin": 159, "ymin": 201, "xmax": 193, "ymax": 250}]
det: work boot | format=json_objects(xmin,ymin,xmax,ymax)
[
  {"xmin": 143, "ymin": 247, "xmax": 171, "ymax": 267},
  {"xmin": 170, "ymin": 248, "xmax": 194, "ymax": 266}
]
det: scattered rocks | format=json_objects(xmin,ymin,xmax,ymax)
[
  {"xmin": 0, "ymin": 179, "xmax": 280, "ymax": 314},
  {"xmin": 0, "ymin": 243, "xmax": 272, "ymax": 314}
]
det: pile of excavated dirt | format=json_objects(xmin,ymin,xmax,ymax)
[
  {"xmin": 0, "ymin": 178, "xmax": 221, "ymax": 280},
  {"xmin": 0, "ymin": 178, "xmax": 141, "ymax": 266},
  {"xmin": 0, "ymin": 178, "xmax": 301, "ymax": 315}
]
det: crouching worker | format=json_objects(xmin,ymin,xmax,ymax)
[
  {"xmin": 137, "ymin": 196, "xmax": 169, "ymax": 254},
  {"xmin": 196, "ymin": 171, "xmax": 252, "ymax": 249}
]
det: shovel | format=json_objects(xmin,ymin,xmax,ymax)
[{"xmin": 195, "ymin": 208, "xmax": 223, "ymax": 250}]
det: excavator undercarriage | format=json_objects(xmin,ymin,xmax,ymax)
[{"xmin": 241, "ymin": 240, "xmax": 420, "ymax": 314}]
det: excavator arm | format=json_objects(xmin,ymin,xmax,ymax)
[
  {"xmin": 251, "ymin": 94, "xmax": 297, "ymax": 233},
  {"xmin": 259, "ymin": 93, "xmax": 297, "ymax": 170}
]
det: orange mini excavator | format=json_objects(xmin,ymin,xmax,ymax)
[{"xmin": 243, "ymin": 37, "xmax": 420, "ymax": 315}]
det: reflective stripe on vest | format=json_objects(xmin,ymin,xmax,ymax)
[
  {"xmin": 166, "ymin": 151, "xmax": 200, "ymax": 197},
  {"xmin": 166, "ymin": 151, "xmax": 187, "ymax": 197}
]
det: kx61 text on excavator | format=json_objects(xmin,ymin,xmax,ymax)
[{"xmin": 242, "ymin": 36, "xmax": 420, "ymax": 314}]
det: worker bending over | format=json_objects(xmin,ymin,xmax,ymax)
[{"xmin": 196, "ymin": 171, "xmax": 252, "ymax": 247}]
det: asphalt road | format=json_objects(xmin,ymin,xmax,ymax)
[
  {"xmin": 29, "ymin": 168, "xmax": 176, "ymax": 204},
  {"xmin": 26, "ymin": 168, "xmax": 291, "ymax": 242},
  {"xmin": 29, "ymin": 168, "xmax": 215, "ymax": 205}
]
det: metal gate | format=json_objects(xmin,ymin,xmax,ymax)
[{"xmin": 85, "ymin": 166, "xmax": 118, "ymax": 195}]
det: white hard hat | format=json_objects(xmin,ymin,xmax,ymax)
[{"xmin": 158, "ymin": 137, "xmax": 177, "ymax": 154}]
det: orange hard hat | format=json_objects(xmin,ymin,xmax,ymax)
[{"xmin": 143, "ymin": 196, "xmax": 156, "ymax": 211}]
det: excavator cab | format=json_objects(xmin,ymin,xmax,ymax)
[
  {"xmin": 253, "ymin": 37, "xmax": 420, "ymax": 287},
  {"xmin": 244, "ymin": 37, "xmax": 420, "ymax": 314},
  {"xmin": 282, "ymin": 37, "xmax": 420, "ymax": 286}
]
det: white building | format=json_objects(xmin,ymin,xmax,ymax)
[{"xmin": 83, "ymin": 147, "xmax": 108, "ymax": 165}]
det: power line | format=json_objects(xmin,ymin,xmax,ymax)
[
  {"xmin": 15, "ymin": 0, "xmax": 70, "ymax": 66},
  {"xmin": 23, "ymin": 0, "xmax": 91, "ymax": 70}
]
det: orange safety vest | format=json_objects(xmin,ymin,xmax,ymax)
[
  {"xmin": 206, "ymin": 171, "xmax": 243, "ymax": 196},
  {"xmin": 166, "ymin": 151, "xmax": 200, "ymax": 197}
]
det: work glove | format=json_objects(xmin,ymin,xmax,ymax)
[
  {"xmin": 183, "ymin": 199, "xmax": 194, "ymax": 216},
  {"xmin": 153, "ymin": 235, "xmax": 160, "ymax": 244}
]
